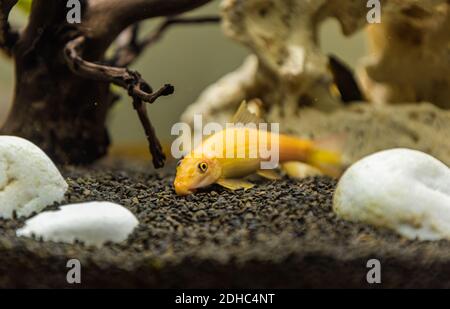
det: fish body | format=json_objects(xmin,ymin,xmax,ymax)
[
  {"xmin": 196, "ymin": 127, "xmax": 315, "ymax": 177},
  {"xmin": 174, "ymin": 107, "xmax": 342, "ymax": 196}
]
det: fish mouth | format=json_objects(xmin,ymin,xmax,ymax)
[{"xmin": 174, "ymin": 182, "xmax": 196, "ymax": 196}]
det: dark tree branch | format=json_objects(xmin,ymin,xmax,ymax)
[
  {"xmin": 82, "ymin": 0, "xmax": 213, "ymax": 50},
  {"xmin": 64, "ymin": 35, "xmax": 174, "ymax": 168},
  {"xmin": 0, "ymin": 0, "xmax": 19, "ymax": 55},
  {"xmin": 110, "ymin": 15, "xmax": 221, "ymax": 67},
  {"xmin": 111, "ymin": 24, "xmax": 140, "ymax": 67}
]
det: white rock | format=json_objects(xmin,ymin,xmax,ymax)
[
  {"xmin": 0, "ymin": 136, "xmax": 68, "ymax": 219},
  {"xmin": 16, "ymin": 202, "xmax": 139, "ymax": 247},
  {"xmin": 333, "ymin": 148, "xmax": 450, "ymax": 241}
]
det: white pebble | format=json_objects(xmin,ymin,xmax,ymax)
[
  {"xmin": 0, "ymin": 136, "xmax": 68, "ymax": 219},
  {"xmin": 16, "ymin": 202, "xmax": 139, "ymax": 247},
  {"xmin": 333, "ymin": 148, "xmax": 450, "ymax": 240}
]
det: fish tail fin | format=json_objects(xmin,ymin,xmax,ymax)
[
  {"xmin": 308, "ymin": 134, "xmax": 346, "ymax": 178},
  {"xmin": 308, "ymin": 149, "xmax": 343, "ymax": 178}
]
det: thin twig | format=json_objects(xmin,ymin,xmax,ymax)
[
  {"xmin": 64, "ymin": 35, "xmax": 173, "ymax": 168},
  {"xmin": 111, "ymin": 15, "xmax": 221, "ymax": 67},
  {"xmin": 132, "ymin": 97, "xmax": 166, "ymax": 168},
  {"xmin": 65, "ymin": 36, "xmax": 174, "ymax": 103}
]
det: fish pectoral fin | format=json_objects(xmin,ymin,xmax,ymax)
[
  {"xmin": 256, "ymin": 169, "xmax": 282, "ymax": 180},
  {"xmin": 281, "ymin": 162, "xmax": 324, "ymax": 179},
  {"xmin": 216, "ymin": 178, "xmax": 255, "ymax": 191}
]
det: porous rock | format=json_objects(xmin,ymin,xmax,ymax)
[{"xmin": 0, "ymin": 136, "xmax": 68, "ymax": 219}]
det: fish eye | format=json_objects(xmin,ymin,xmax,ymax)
[{"xmin": 198, "ymin": 162, "xmax": 208, "ymax": 173}]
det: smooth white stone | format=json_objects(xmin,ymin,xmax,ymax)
[
  {"xmin": 333, "ymin": 148, "xmax": 450, "ymax": 240},
  {"xmin": 0, "ymin": 136, "xmax": 68, "ymax": 219},
  {"xmin": 16, "ymin": 202, "xmax": 139, "ymax": 247}
]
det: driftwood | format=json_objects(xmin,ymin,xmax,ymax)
[{"xmin": 0, "ymin": 0, "xmax": 217, "ymax": 167}]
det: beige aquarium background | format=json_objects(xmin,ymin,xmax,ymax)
[{"xmin": 0, "ymin": 0, "xmax": 367, "ymax": 148}]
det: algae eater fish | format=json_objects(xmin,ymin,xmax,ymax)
[{"xmin": 174, "ymin": 100, "xmax": 343, "ymax": 196}]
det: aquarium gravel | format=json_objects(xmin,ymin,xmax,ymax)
[{"xmin": 1, "ymin": 163, "xmax": 450, "ymax": 288}]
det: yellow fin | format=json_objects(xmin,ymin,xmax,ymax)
[
  {"xmin": 310, "ymin": 149, "xmax": 342, "ymax": 166},
  {"xmin": 231, "ymin": 100, "xmax": 264, "ymax": 124},
  {"xmin": 282, "ymin": 162, "xmax": 323, "ymax": 179},
  {"xmin": 216, "ymin": 178, "xmax": 255, "ymax": 191},
  {"xmin": 308, "ymin": 149, "xmax": 343, "ymax": 178},
  {"xmin": 17, "ymin": 0, "xmax": 32, "ymax": 14},
  {"xmin": 306, "ymin": 133, "xmax": 347, "ymax": 178},
  {"xmin": 257, "ymin": 169, "xmax": 281, "ymax": 180}
]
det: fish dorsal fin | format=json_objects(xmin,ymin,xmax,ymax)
[{"xmin": 231, "ymin": 99, "xmax": 264, "ymax": 125}]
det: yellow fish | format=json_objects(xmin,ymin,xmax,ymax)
[{"xmin": 174, "ymin": 100, "xmax": 343, "ymax": 196}]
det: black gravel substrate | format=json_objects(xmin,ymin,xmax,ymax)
[{"xmin": 1, "ymin": 163, "xmax": 450, "ymax": 288}]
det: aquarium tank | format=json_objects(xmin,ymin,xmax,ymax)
[{"xmin": 0, "ymin": 0, "xmax": 449, "ymax": 293}]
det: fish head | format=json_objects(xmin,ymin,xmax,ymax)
[{"xmin": 174, "ymin": 156, "xmax": 222, "ymax": 196}]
